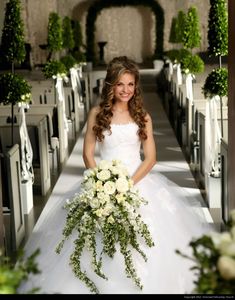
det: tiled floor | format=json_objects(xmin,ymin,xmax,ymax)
[{"xmin": 22, "ymin": 69, "xmax": 214, "ymax": 247}]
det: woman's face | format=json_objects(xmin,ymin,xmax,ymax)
[{"xmin": 113, "ymin": 72, "xmax": 135, "ymax": 103}]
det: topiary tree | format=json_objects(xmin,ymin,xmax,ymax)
[
  {"xmin": 208, "ymin": 0, "xmax": 228, "ymax": 66},
  {"xmin": 176, "ymin": 10, "xmax": 186, "ymax": 46},
  {"xmin": 206, "ymin": 0, "xmax": 228, "ymax": 139},
  {"xmin": 0, "ymin": 0, "xmax": 26, "ymax": 72},
  {"xmin": 0, "ymin": 0, "xmax": 27, "ymax": 146},
  {"xmin": 47, "ymin": 12, "xmax": 63, "ymax": 60},
  {"xmin": 182, "ymin": 6, "xmax": 201, "ymax": 51},
  {"xmin": 62, "ymin": 16, "xmax": 75, "ymax": 54}
]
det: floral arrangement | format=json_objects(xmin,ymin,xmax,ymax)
[
  {"xmin": 56, "ymin": 159, "xmax": 155, "ymax": 294},
  {"xmin": 176, "ymin": 210, "xmax": 235, "ymax": 294},
  {"xmin": 0, "ymin": 248, "xmax": 41, "ymax": 294}
]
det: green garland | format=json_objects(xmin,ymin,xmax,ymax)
[{"xmin": 85, "ymin": 0, "xmax": 164, "ymax": 63}]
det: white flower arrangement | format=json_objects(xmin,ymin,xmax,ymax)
[
  {"xmin": 56, "ymin": 159, "xmax": 154, "ymax": 294},
  {"xmin": 176, "ymin": 209, "xmax": 235, "ymax": 294}
]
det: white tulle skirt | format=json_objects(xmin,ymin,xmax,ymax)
[{"xmin": 18, "ymin": 167, "xmax": 214, "ymax": 295}]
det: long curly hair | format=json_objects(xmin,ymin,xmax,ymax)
[{"xmin": 93, "ymin": 56, "xmax": 147, "ymax": 142}]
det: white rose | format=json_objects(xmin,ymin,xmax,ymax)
[
  {"xmin": 103, "ymin": 181, "xmax": 116, "ymax": 195},
  {"xmin": 83, "ymin": 168, "xmax": 94, "ymax": 177},
  {"xmin": 97, "ymin": 170, "xmax": 111, "ymax": 181},
  {"xmin": 219, "ymin": 241, "xmax": 235, "ymax": 256},
  {"xmin": 98, "ymin": 160, "xmax": 112, "ymax": 170},
  {"xmin": 94, "ymin": 208, "xmax": 104, "ymax": 218},
  {"xmin": 116, "ymin": 177, "xmax": 129, "ymax": 193},
  {"xmin": 110, "ymin": 166, "xmax": 119, "ymax": 175},
  {"xmin": 209, "ymin": 232, "xmax": 232, "ymax": 249},
  {"xmin": 84, "ymin": 178, "xmax": 95, "ymax": 190},
  {"xmin": 90, "ymin": 198, "xmax": 100, "ymax": 209},
  {"xmin": 217, "ymin": 256, "xmax": 235, "ymax": 280},
  {"xmin": 95, "ymin": 180, "xmax": 103, "ymax": 191},
  {"xmin": 115, "ymin": 193, "xmax": 126, "ymax": 204},
  {"xmin": 97, "ymin": 192, "xmax": 110, "ymax": 204}
]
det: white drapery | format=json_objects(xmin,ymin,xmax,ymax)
[
  {"xmin": 70, "ymin": 67, "xmax": 83, "ymax": 108},
  {"xmin": 185, "ymin": 73, "xmax": 194, "ymax": 103},
  {"xmin": 18, "ymin": 102, "xmax": 34, "ymax": 182},
  {"xmin": 205, "ymin": 95, "xmax": 221, "ymax": 176}
]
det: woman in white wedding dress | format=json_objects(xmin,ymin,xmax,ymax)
[{"xmin": 19, "ymin": 56, "xmax": 213, "ymax": 294}]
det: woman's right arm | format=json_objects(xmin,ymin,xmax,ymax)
[{"xmin": 83, "ymin": 106, "xmax": 99, "ymax": 169}]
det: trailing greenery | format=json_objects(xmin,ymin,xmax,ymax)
[
  {"xmin": 207, "ymin": 0, "xmax": 228, "ymax": 57},
  {"xmin": 202, "ymin": 68, "xmax": 228, "ymax": 98},
  {"xmin": 62, "ymin": 16, "xmax": 75, "ymax": 52},
  {"xmin": 42, "ymin": 60, "xmax": 67, "ymax": 79},
  {"xmin": 47, "ymin": 12, "xmax": 63, "ymax": 54},
  {"xmin": 176, "ymin": 210, "xmax": 235, "ymax": 294},
  {"xmin": 0, "ymin": 0, "xmax": 26, "ymax": 65},
  {"xmin": 182, "ymin": 6, "xmax": 201, "ymax": 50},
  {"xmin": 0, "ymin": 248, "xmax": 41, "ymax": 294},
  {"xmin": 86, "ymin": 0, "xmax": 164, "ymax": 63},
  {"xmin": 0, "ymin": 73, "xmax": 31, "ymax": 105},
  {"xmin": 181, "ymin": 54, "xmax": 204, "ymax": 75}
]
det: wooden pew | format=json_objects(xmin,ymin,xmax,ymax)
[
  {"xmin": 3, "ymin": 144, "xmax": 25, "ymax": 254},
  {"xmin": 0, "ymin": 114, "xmax": 51, "ymax": 196}
]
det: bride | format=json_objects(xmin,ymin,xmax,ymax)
[{"xmin": 19, "ymin": 56, "xmax": 213, "ymax": 294}]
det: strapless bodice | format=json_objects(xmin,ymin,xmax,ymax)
[{"xmin": 98, "ymin": 123, "xmax": 142, "ymax": 175}]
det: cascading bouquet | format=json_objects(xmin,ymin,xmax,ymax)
[{"xmin": 55, "ymin": 159, "xmax": 154, "ymax": 294}]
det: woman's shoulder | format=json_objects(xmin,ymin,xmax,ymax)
[{"xmin": 144, "ymin": 112, "xmax": 152, "ymax": 123}]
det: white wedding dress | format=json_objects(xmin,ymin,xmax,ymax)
[{"xmin": 19, "ymin": 122, "xmax": 213, "ymax": 294}]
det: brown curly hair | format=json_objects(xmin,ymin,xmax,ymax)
[{"xmin": 93, "ymin": 56, "xmax": 147, "ymax": 142}]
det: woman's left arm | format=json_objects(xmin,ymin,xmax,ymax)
[{"xmin": 131, "ymin": 114, "xmax": 157, "ymax": 184}]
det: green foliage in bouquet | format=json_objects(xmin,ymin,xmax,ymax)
[
  {"xmin": 176, "ymin": 210, "xmax": 235, "ymax": 294},
  {"xmin": 208, "ymin": 0, "xmax": 228, "ymax": 57},
  {"xmin": 0, "ymin": 248, "xmax": 41, "ymax": 294},
  {"xmin": 42, "ymin": 60, "xmax": 67, "ymax": 79},
  {"xmin": 47, "ymin": 12, "xmax": 63, "ymax": 54},
  {"xmin": 1, "ymin": 0, "xmax": 26, "ymax": 65},
  {"xmin": 181, "ymin": 54, "xmax": 204, "ymax": 75},
  {"xmin": 62, "ymin": 16, "xmax": 75, "ymax": 52},
  {"xmin": 202, "ymin": 67, "xmax": 228, "ymax": 98},
  {"xmin": 0, "ymin": 73, "xmax": 31, "ymax": 105},
  {"xmin": 56, "ymin": 159, "xmax": 155, "ymax": 294},
  {"xmin": 60, "ymin": 55, "xmax": 77, "ymax": 72},
  {"xmin": 182, "ymin": 6, "xmax": 201, "ymax": 50}
]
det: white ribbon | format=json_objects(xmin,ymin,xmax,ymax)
[
  {"xmin": 185, "ymin": 73, "xmax": 194, "ymax": 104},
  {"xmin": 55, "ymin": 76, "xmax": 69, "ymax": 133},
  {"xmin": 176, "ymin": 63, "xmax": 182, "ymax": 86},
  {"xmin": 18, "ymin": 102, "xmax": 34, "ymax": 182},
  {"xmin": 205, "ymin": 95, "xmax": 222, "ymax": 176},
  {"xmin": 70, "ymin": 67, "xmax": 83, "ymax": 107}
]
